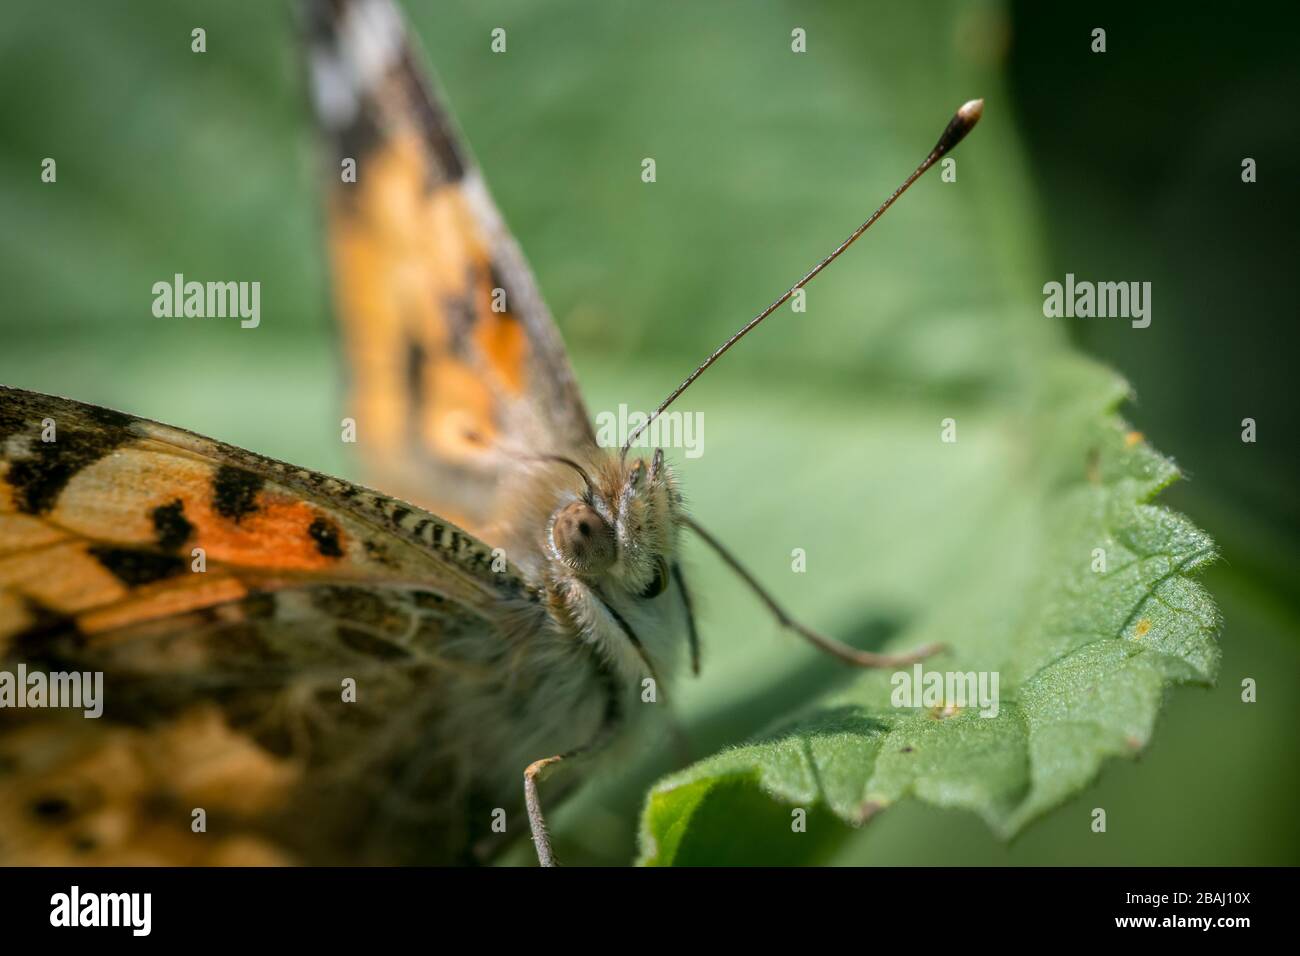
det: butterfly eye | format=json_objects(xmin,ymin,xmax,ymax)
[
  {"xmin": 639, "ymin": 557, "xmax": 669, "ymax": 600},
  {"xmin": 552, "ymin": 501, "xmax": 616, "ymax": 574}
]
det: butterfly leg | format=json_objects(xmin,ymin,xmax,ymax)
[
  {"xmin": 523, "ymin": 614, "xmax": 628, "ymax": 866},
  {"xmin": 523, "ymin": 728, "xmax": 617, "ymax": 866},
  {"xmin": 523, "ymin": 752, "xmax": 569, "ymax": 867}
]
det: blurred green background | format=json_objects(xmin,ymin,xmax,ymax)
[{"xmin": 0, "ymin": 0, "xmax": 1295, "ymax": 864}]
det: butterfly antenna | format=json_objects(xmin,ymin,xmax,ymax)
[{"xmin": 621, "ymin": 98, "xmax": 984, "ymax": 459}]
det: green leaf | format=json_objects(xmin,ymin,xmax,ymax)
[{"xmin": 638, "ymin": 358, "xmax": 1220, "ymax": 865}]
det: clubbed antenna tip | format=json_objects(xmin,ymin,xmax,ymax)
[{"xmin": 934, "ymin": 97, "xmax": 984, "ymax": 157}]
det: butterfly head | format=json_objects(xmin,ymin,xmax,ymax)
[{"xmin": 546, "ymin": 448, "xmax": 680, "ymax": 600}]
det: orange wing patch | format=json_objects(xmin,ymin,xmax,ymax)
[
  {"xmin": 48, "ymin": 445, "xmax": 350, "ymax": 571},
  {"xmin": 329, "ymin": 131, "xmax": 517, "ymax": 469},
  {"xmin": 1, "ymin": 446, "xmax": 358, "ymax": 640},
  {"xmin": 0, "ymin": 541, "xmax": 128, "ymax": 619},
  {"xmin": 307, "ymin": 0, "xmax": 596, "ymax": 535},
  {"xmin": 0, "ymin": 385, "xmax": 533, "ymax": 645}
]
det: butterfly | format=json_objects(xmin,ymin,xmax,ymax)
[{"xmin": 0, "ymin": 0, "xmax": 978, "ymax": 866}]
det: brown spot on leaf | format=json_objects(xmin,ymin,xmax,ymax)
[{"xmin": 854, "ymin": 799, "xmax": 887, "ymax": 825}]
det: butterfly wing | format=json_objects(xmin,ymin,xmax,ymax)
[
  {"xmin": 0, "ymin": 387, "xmax": 606, "ymax": 864},
  {"xmin": 304, "ymin": 0, "xmax": 597, "ymax": 537}
]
